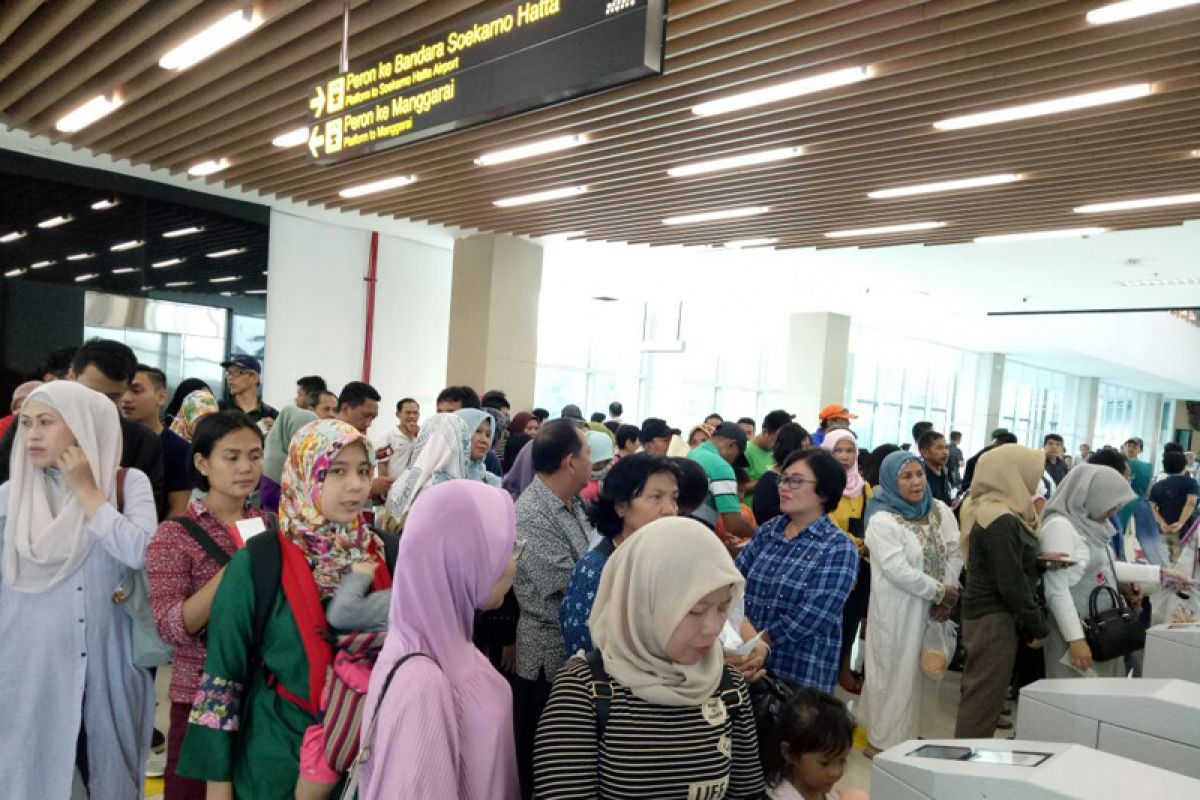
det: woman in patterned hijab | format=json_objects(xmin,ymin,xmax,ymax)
[{"xmin": 169, "ymin": 389, "xmax": 220, "ymax": 443}]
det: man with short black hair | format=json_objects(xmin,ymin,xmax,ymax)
[
  {"xmin": 382, "ymin": 397, "xmax": 420, "ymax": 477},
  {"xmin": 744, "ymin": 409, "xmax": 795, "ymax": 503},
  {"xmin": 0, "ymin": 338, "xmax": 165, "ymax": 514},
  {"xmin": 948, "ymin": 431, "xmax": 965, "ymax": 490},
  {"xmin": 36, "ymin": 345, "xmax": 77, "ymax": 382},
  {"xmin": 607, "ymin": 400, "xmax": 623, "ymax": 423},
  {"xmin": 961, "ymin": 428, "xmax": 1019, "ymax": 492},
  {"xmin": 220, "ymin": 355, "xmax": 277, "ymax": 427},
  {"xmin": 912, "ymin": 420, "xmax": 934, "ymax": 447},
  {"xmin": 615, "ymin": 424, "xmax": 641, "ymax": 459},
  {"xmin": 311, "ymin": 390, "xmax": 338, "ymax": 419},
  {"xmin": 589, "ymin": 411, "xmax": 606, "ymax": 424},
  {"xmin": 481, "ymin": 389, "xmax": 510, "ymax": 413},
  {"xmin": 690, "ymin": 421, "xmax": 756, "ymax": 541},
  {"xmin": 704, "ymin": 412, "xmax": 724, "ymax": 429},
  {"xmin": 294, "ymin": 375, "xmax": 326, "ymax": 409},
  {"xmin": 512, "ymin": 419, "xmax": 593, "ymax": 795},
  {"xmin": 918, "ymin": 430, "xmax": 953, "ymax": 503},
  {"xmin": 738, "ymin": 417, "xmax": 756, "ymax": 439},
  {"xmin": 638, "ymin": 417, "xmax": 674, "ymax": 455},
  {"xmin": 121, "ymin": 365, "xmax": 193, "ymax": 516},
  {"xmin": 1044, "ymin": 433, "xmax": 1068, "ymax": 486},
  {"xmin": 436, "ymin": 385, "xmax": 481, "ymax": 411},
  {"xmin": 336, "ymin": 381, "xmax": 381, "ymax": 435}
]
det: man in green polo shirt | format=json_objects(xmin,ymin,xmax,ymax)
[
  {"xmin": 689, "ymin": 421, "xmax": 756, "ymax": 540},
  {"xmin": 743, "ymin": 409, "xmax": 795, "ymax": 506}
]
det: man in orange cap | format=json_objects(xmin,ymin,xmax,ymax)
[{"xmin": 812, "ymin": 403, "xmax": 857, "ymax": 446}]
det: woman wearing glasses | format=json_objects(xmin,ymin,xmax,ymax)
[
  {"xmin": 358, "ymin": 480, "xmax": 522, "ymax": 799},
  {"xmin": 736, "ymin": 449, "xmax": 859, "ymax": 694}
]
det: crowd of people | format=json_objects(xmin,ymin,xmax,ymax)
[{"xmin": 0, "ymin": 337, "xmax": 1195, "ymax": 799}]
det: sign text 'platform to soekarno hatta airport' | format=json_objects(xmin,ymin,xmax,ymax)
[{"xmin": 306, "ymin": 0, "xmax": 667, "ymax": 164}]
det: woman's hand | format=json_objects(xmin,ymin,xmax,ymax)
[
  {"xmin": 500, "ymin": 644, "xmax": 517, "ymax": 673},
  {"xmin": 1161, "ymin": 568, "xmax": 1193, "ymax": 588},
  {"xmin": 931, "ymin": 604, "xmax": 952, "ymax": 622},
  {"xmin": 1068, "ymin": 638, "xmax": 1093, "ymax": 671},
  {"xmin": 1027, "ymin": 637, "xmax": 1047, "ymax": 650},
  {"xmin": 941, "ymin": 584, "xmax": 960, "ymax": 607},
  {"xmin": 725, "ymin": 646, "xmax": 767, "ymax": 683},
  {"xmin": 350, "ymin": 560, "xmax": 376, "ymax": 576},
  {"xmin": 57, "ymin": 446, "xmax": 107, "ymax": 518}
]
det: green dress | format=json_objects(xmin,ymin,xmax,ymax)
[{"xmin": 177, "ymin": 548, "xmax": 316, "ymax": 798}]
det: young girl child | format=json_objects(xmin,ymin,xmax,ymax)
[{"xmin": 761, "ymin": 687, "xmax": 868, "ymax": 800}]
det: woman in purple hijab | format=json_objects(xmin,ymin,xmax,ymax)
[{"xmin": 358, "ymin": 479, "xmax": 521, "ymax": 800}]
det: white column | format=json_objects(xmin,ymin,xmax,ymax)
[{"xmin": 783, "ymin": 312, "xmax": 851, "ymax": 419}]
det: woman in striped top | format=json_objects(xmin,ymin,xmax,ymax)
[{"xmin": 534, "ymin": 517, "xmax": 764, "ymax": 799}]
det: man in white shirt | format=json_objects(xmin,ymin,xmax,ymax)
[{"xmin": 382, "ymin": 397, "xmax": 421, "ymax": 477}]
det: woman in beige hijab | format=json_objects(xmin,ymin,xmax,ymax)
[
  {"xmin": 954, "ymin": 444, "xmax": 1051, "ymax": 739},
  {"xmin": 533, "ymin": 517, "xmax": 764, "ymax": 799}
]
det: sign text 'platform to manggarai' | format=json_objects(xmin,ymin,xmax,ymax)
[{"xmin": 305, "ymin": 0, "xmax": 666, "ymax": 164}]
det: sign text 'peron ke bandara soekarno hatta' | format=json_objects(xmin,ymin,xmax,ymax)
[{"xmin": 305, "ymin": 0, "xmax": 666, "ymax": 164}]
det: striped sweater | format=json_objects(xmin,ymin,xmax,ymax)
[{"xmin": 534, "ymin": 656, "xmax": 764, "ymax": 799}]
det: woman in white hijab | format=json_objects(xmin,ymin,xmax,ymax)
[
  {"xmin": 1040, "ymin": 464, "xmax": 1189, "ymax": 677},
  {"xmin": 0, "ymin": 381, "xmax": 157, "ymax": 798},
  {"xmin": 533, "ymin": 517, "xmax": 764, "ymax": 799}
]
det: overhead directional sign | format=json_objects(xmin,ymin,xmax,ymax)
[{"xmin": 306, "ymin": 0, "xmax": 666, "ymax": 164}]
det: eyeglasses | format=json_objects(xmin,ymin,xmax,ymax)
[
  {"xmin": 778, "ymin": 475, "xmax": 818, "ymax": 490},
  {"xmin": 225, "ymin": 367, "xmax": 248, "ymax": 379},
  {"xmin": 513, "ymin": 539, "xmax": 527, "ymax": 562}
]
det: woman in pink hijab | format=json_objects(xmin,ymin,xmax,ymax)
[
  {"xmin": 358, "ymin": 479, "xmax": 521, "ymax": 800},
  {"xmin": 819, "ymin": 428, "xmax": 872, "ymax": 695},
  {"xmin": 0, "ymin": 381, "xmax": 42, "ymax": 440}
]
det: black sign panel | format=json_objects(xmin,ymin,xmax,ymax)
[{"xmin": 306, "ymin": 0, "xmax": 667, "ymax": 164}]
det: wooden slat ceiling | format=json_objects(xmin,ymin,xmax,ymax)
[{"xmin": 2, "ymin": 0, "xmax": 1199, "ymax": 250}]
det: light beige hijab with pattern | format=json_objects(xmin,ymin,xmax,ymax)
[
  {"xmin": 589, "ymin": 516, "xmax": 744, "ymax": 707},
  {"xmin": 2, "ymin": 381, "xmax": 122, "ymax": 592}
]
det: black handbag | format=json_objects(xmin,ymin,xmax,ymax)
[{"xmin": 1081, "ymin": 547, "xmax": 1146, "ymax": 663}]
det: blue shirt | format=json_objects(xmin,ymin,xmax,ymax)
[
  {"xmin": 735, "ymin": 514, "xmax": 858, "ymax": 693},
  {"xmin": 559, "ymin": 544, "xmax": 613, "ymax": 656}
]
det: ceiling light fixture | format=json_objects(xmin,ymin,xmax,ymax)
[
  {"xmin": 55, "ymin": 94, "xmax": 124, "ymax": 133},
  {"xmin": 667, "ymin": 146, "xmax": 804, "ymax": 178},
  {"xmin": 74, "ymin": 273, "xmax": 98, "ymax": 283},
  {"xmin": 1118, "ymin": 276, "xmax": 1200, "ymax": 287},
  {"xmin": 207, "ymin": 247, "xmax": 246, "ymax": 258},
  {"xmin": 271, "ymin": 127, "xmax": 310, "ymax": 148},
  {"xmin": 164, "ymin": 281, "xmax": 194, "ymax": 288},
  {"xmin": 163, "ymin": 226, "xmax": 205, "ymax": 238},
  {"xmin": 724, "ymin": 237, "xmax": 780, "ymax": 248},
  {"xmin": 825, "ymin": 221, "xmax": 946, "ymax": 238},
  {"xmin": 933, "ymin": 83, "xmax": 1152, "ymax": 130},
  {"xmin": 1087, "ymin": 0, "xmax": 1200, "ymax": 25},
  {"xmin": 110, "ymin": 239, "xmax": 144, "ymax": 252},
  {"xmin": 975, "ymin": 227, "xmax": 1109, "ymax": 243},
  {"xmin": 246, "ymin": 289, "xmax": 267, "ymax": 295},
  {"xmin": 30, "ymin": 260, "xmax": 55, "ymax": 269},
  {"xmin": 493, "ymin": 185, "xmax": 588, "ymax": 207},
  {"xmin": 38, "ymin": 214, "xmax": 73, "ymax": 229},
  {"xmin": 474, "ymin": 134, "xmax": 589, "ymax": 166},
  {"xmin": 159, "ymin": 8, "xmax": 262, "ymax": 71},
  {"xmin": 111, "ymin": 267, "xmax": 137, "ymax": 274},
  {"xmin": 692, "ymin": 66, "xmax": 869, "ymax": 116},
  {"xmin": 868, "ymin": 173, "xmax": 1022, "ymax": 199},
  {"xmin": 209, "ymin": 276, "xmax": 241, "ymax": 283},
  {"xmin": 151, "ymin": 258, "xmax": 185, "ymax": 268},
  {"xmin": 4, "ymin": 268, "xmax": 26, "ymax": 278},
  {"xmin": 91, "ymin": 198, "xmax": 120, "ymax": 210},
  {"xmin": 662, "ymin": 206, "xmax": 770, "ymax": 226},
  {"xmin": 1074, "ymin": 191, "xmax": 1200, "ymax": 213},
  {"xmin": 339, "ymin": 175, "xmax": 418, "ymax": 199},
  {"xmin": 66, "ymin": 252, "xmax": 95, "ymax": 261},
  {"xmin": 188, "ymin": 158, "xmax": 230, "ymax": 177},
  {"xmin": 0, "ymin": 230, "xmax": 26, "ymax": 243}
]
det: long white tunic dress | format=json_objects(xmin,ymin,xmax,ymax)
[
  {"xmin": 0, "ymin": 470, "xmax": 157, "ymax": 799},
  {"xmin": 861, "ymin": 501, "xmax": 962, "ymax": 749}
]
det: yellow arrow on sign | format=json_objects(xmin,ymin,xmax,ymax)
[
  {"xmin": 308, "ymin": 125, "xmax": 324, "ymax": 159},
  {"xmin": 310, "ymin": 85, "xmax": 325, "ymax": 117}
]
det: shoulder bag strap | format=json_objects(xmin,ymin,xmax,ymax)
[
  {"xmin": 584, "ymin": 649, "xmax": 615, "ymax": 741},
  {"xmin": 115, "ymin": 467, "xmax": 127, "ymax": 512},
  {"xmin": 340, "ymin": 652, "xmax": 429, "ymax": 799},
  {"xmin": 170, "ymin": 516, "xmax": 232, "ymax": 567}
]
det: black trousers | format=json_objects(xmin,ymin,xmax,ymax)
[
  {"xmin": 840, "ymin": 559, "xmax": 872, "ymax": 664},
  {"xmin": 513, "ymin": 669, "xmax": 552, "ymax": 800}
]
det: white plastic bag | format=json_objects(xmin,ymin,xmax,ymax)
[
  {"xmin": 1151, "ymin": 525, "xmax": 1200, "ymax": 625},
  {"xmin": 920, "ymin": 619, "xmax": 957, "ymax": 680}
]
